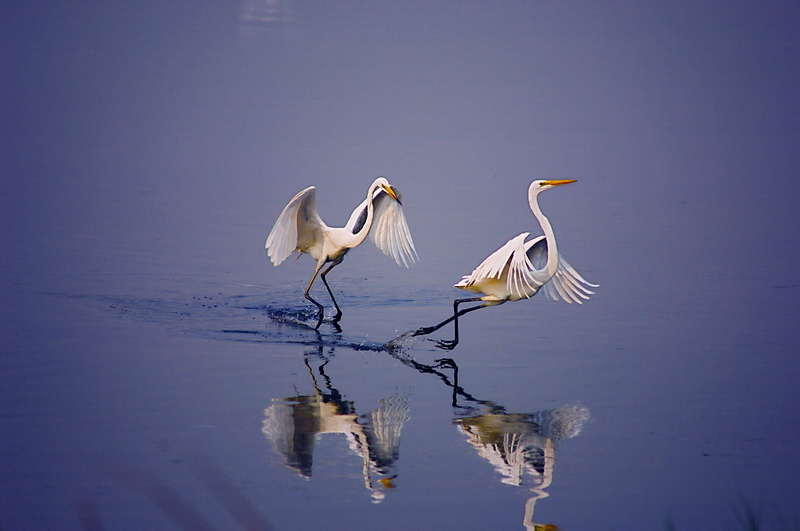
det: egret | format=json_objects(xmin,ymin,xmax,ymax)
[
  {"xmin": 266, "ymin": 177, "xmax": 418, "ymax": 328},
  {"xmin": 414, "ymin": 179, "xmax": 597, "ymax": 349}
]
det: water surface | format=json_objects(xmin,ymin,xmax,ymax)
[{"xmin": 3, "ymin": 1, "xmax": 800, "ymax": 529}]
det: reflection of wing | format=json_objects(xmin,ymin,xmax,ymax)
[
  {"xmin": 455, "ymin": 413, "xmax": 549, "ymax": 487},
  {"xmin": 455, "ymin": 405, "xmax": 590, "ymax": 530},
  {"xmin": 371, "ymin": 190, "xmax": 418, "ymax": 268},
  {"xmin": 345, "ymin": 393, "xmax": 410, "ymax": 503},
  {"xmin": 265, "ymin": 186, "xmax": 324, "ymax": 266},
  {"xmin": 262, "ymin": 393, "xmax": 359, "ymax": 478},
  {"xmin": 263, "ymin": 390, "xmax": 411, "ymax": 503},
  {"xmin": 362, "ymin": 395, "xmax": 410, "ymax": 473},
  {"xmin": 454, "ymin": 405, "xmax": 590, "ymax": 487},
  {"xmin": 525, "ymin": 237, "xmax": 598, "ymax": 304},
  {"xmin": 262, "ymin": 397, "xmax": 319, "ymax": 478}
]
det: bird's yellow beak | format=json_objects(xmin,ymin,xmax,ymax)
[
  {"xmin": 543, "ymin": 179, "xmax": 577, "ymax": 187},
  {"xmin": 381, "ymin": 184, "xmax": 401, "ymax": 204}
]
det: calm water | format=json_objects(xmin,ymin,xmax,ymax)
[{"xmin": 4, "ymin": 1, "xmax": 800, "ymax": 529}]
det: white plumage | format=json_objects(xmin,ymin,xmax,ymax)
[
  {"xmin": 455, "ymin": 233, "xmax": 596, "ymax": 304},
  {"xmin": 266, "ymin": 177, "xmax": 417, "ymax": 327},
  {"xmin": 454, "ymin": 180, "xmax": 596, "ymax": 303},
  {"xmin": 414, "ymin": 179, "xmax": 596, "ymax": 349}
]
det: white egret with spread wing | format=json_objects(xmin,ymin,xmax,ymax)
[
  {"xmin": 414, "ymin": 179, "xmax": 597, "ymax": 349},
  {"xmin": 266, "ymin": 177, "xmax": 418, "ymax": 328}
]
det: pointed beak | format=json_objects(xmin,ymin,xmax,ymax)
[
  {"xmin": 543, "ymin": 179, "xmax": 577, "ymax": 187},
  {"xmin": 381, "ymin": 184, "xmax": 402, "ymax": 204}
]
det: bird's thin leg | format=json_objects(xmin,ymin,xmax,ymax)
[
  {"xmin": 413, "ymin": 297, "xmax": 487, "ymax": 348},
  {"xmin": 319, "ymin": 263, "xmax": 342, "ymax": 322},
  {"xmin": 433, "ymin": 299, "xmax": 492, "ymax": 350},
  {"xmin": 304, "ymin": 261, "xmax": 326, "ymax": 329}
]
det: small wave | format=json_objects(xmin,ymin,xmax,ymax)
[
  {"xmin": 70, "ymin": 282, "xmax": 428, "ymax": 354},
  {"xmin": 265, "ymin": 306, "xmax": 319, "ymax": 328}
]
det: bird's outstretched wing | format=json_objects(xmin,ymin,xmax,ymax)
[
  {"xmin": 265, "ymin": 186, "xmax": 323, "ymax": 266},
  {"xmin": 455, "ymin": 232, "xmax": 541, "ymax": 300},
  {"xmin": 370, "ymin": 189, "xmax": 418, "ymax": 268},
  {"xmin": 525, "ymin": 237, "xmax": 598, "ymax": 304}
]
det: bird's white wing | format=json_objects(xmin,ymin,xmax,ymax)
[
  {"xmin": 457, "ymin": 233, "xmax": 526, "ymax": 285},
  {"xmin": 525, "ymin": 237, "xmax": 598, "ymax": 304},
  {"xmin": 370, "ymin": 191, "xmax": 418, "ymax": 267},
  {"xmin": 506, "ymin": 234, "xmax": 541, "ymax": 300},
  {"xmin": 265, "ymin": 186, "xmax": 323, "ymax": 266},
  {"xmin": 456, "ymin": 233, "xmax": 541, "ymax": 299}
]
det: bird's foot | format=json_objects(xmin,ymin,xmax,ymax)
[
  {"xmin": 330, "ymin": 316, "xmax": 342, "ymax": 332},
  {"xmin": 313, "ymin": 314, "xmax": 342, "ymax": 333},
  {"xmin": 433, "ymin": 357, "xmax": 458, "ymax": 369}
]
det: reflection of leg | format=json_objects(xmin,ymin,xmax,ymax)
[
  {"xmin": 432, "ymin": 357, "xmax": 459, "ymax": 407},
  {"xmin": 432, "ymin": 358, "xmax": 458, "ymax": 370}
]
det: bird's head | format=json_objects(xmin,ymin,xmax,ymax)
[
  {"xmin": 373, "ymin": 177, "xmax": 402, "ymax": 204},
  {"xmin": 529, "ymin": 179, "xmax": 577, "ymax": 196}
]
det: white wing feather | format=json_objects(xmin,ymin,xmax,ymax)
[
  {"xmin": 457, "ymin": 233, "xmax": 598, "ymax": 303},
  {"xmin": 525, "ymin": 237, "xmax": 598, "ymax": 304},
  {"xmin": 371, "ymin": 192, "xmax": 418, "ymax": 267},
  {"xmin": 507, "ymin": 236, "xmax": 540, "ymax": 300},
  {"xmin": 265, "ymin": 186, "xmax": 322, "ymax": 266},
  {"xmin": 460, "ymin": 233, "xmax": 529, "ymax": 283},
  {"xmin": 455, "ymin": 233, "xmax": 541, "ymax": 299}
]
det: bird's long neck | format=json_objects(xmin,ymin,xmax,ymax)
[
  {"xmin": 348, "ymin": 185, "xmax": 379, "ymax": 248},
  {"xmin": 530, "ymin": 191, "xmax": 559, "ymax": 278}
]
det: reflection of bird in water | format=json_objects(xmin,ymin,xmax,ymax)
[
  {"xmin": 381, "ymin": 348, "xmax": 590, "ymax": 529},
  {"xmin": 262, "ymin": 350, "xmax": 410, "ymax": 502},
  {"xmin": 455, "ymin": 404, "xmax": 590, "ymax": 530},
  {"xmin": 414, "ymin": 180, "xmax": 597, "ymax": 349},
  {"xmin": 265, "ymin": 177, "xmax": 418, "ymax": 329}
]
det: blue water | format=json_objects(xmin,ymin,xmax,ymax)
[{"xmin": 4, "ymin": 1, "xmax": 800, "ymax": 530}]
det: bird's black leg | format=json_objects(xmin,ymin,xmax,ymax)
[
  {"xmin": 434, "ymin": 299, "xmax": 491, "ymax": 350},
  {"xmin": 413, "ymin": 297, "xmax": 489, "ymax": 350},
  {"xmin": 320, "ymin": 263, "xmax": 342, "ymax": 324},
  {"xmin": 413, "ymin": 297, "xmax": 484, "ymax": 335},
  {"xmin": 304, "ymin": 262, "xmax": 326, "ymax": 329}
]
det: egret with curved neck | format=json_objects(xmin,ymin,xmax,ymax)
[
  {"xmin": 412, "ymin": 179, "xmax": 597, "ymax": 349},
  {"xmin": 266, "ymin": 177, "xmax": 418, "ymax": 329}
]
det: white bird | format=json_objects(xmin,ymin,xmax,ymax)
[
  {"xmin": 266, "ymin": 177, "xmax": 418, "ymax": 328},
  {"xmin": 414, "ymin": 179, "xmax": 596, "ymax": 348}
]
